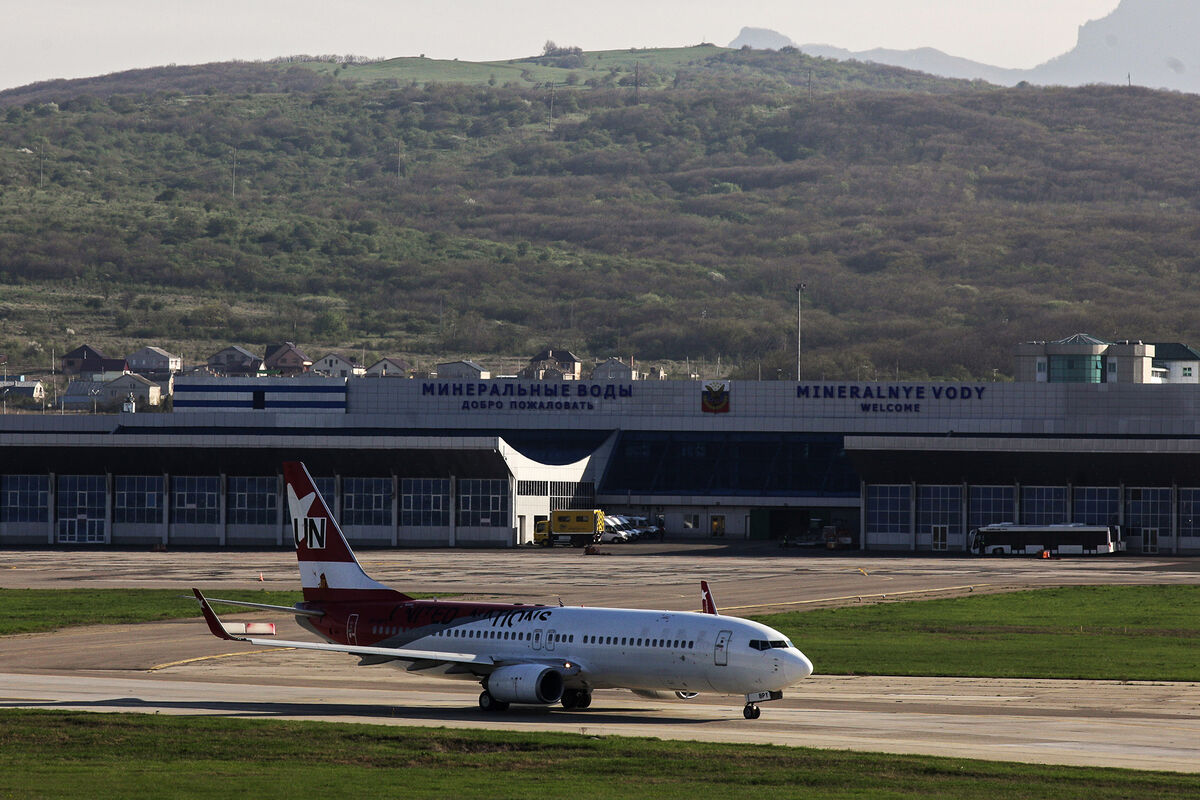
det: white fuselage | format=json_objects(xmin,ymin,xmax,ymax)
[{"xmin": 354, "ymin": 606, "xmax": 814, "ymax": 695}]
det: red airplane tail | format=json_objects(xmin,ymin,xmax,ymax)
[
  {"xmin": 700, "ymin": 580, "xmax": 719, "ymax": 615},
  {"xmin": 283, "ymin": 461, "xmax": 411, "ymax": 604}
]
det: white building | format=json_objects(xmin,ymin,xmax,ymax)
[
  {"xmin": 1149, "ymin": 343, "xmax": 1200, "ymax": 384},
  {"xmin": 365, "ymin": 357, "xmax": 411, "ymax": 378},
  {"xmin": 125, "ymin": 346, "xmax": 182, "ymax": 375},
  {"xmin": 591, "ymin": 357, "xmax": 635, "ymax": 381},
  {"xmin": 437, "ymin": 360, "xmax": 490, "ymax": 380},
  {"xmin": 315, "ymin": 353, "xmax": 366, "ymax": 378}
]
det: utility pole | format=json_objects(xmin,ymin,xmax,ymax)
[{"xmin": 796, "ymin": 283, "xmax": 806, "ymax": 380}]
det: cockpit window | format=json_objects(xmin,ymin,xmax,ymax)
[{"xmin": 750, "ymin": 639, "xmax": 792, "ymax": 651}]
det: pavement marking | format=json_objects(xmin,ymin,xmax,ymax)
[
  {"xmin": 720, "ymin": 584, "xmax": 991, "ymax": 612},
  {"xmin": 148, "ymin": 648, "xmax": 296, "ymax": 671}
]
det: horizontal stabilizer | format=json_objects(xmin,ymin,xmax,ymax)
[
  {"xmin": 187, "ymin": 594, "xmax": 323, "ymax": 618},
  {"xmin": 193, "ymin": 587, "xmax": 495, "ymax": 667},
  {"xmin": 222, "ymin": 622, "xmax": 276, "ymax": 635}
]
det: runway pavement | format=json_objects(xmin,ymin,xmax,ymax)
[{"xmin": 1, "ymin": 545, "xmax": 1198, "ymax": 772}]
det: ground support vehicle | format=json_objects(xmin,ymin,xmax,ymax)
[
  {"xmin": 534, "ymin": 509, "xmax": 605, "ymax": 547},
  {"xmin": 967, "ymin": 523, "xmax": 1124, "ymax": 556}
]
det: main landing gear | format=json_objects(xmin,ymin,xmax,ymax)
[
  {"xmin": 743, "ymin": 703, "xmax": 762, "ymax": 720},
  {"xmin": 478, "ymin": 690, "xmax": 510, "ymax": 713},
  {"xmin": 561, "ymin": 688, "xmax": 593, "ymax": 709}
]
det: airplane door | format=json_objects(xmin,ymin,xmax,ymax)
[
  {"xmin": 531, "ymin": 628, "xmax": 543, "ymax": 650},
  {"xmin": 714, "ymin": 629, "xmax": 732, "ymax": 666},
  {"xmin": 347, "ymin": 613, "xmax": 359, "ymax": 646},
  {"xmin": 546, "ymin": 629, "xmax": 557, "ymax": 652}
]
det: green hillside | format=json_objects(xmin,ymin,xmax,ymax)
[{"xmin": 1, "ymin": 47, "xmax": 1197, "ymax": 381}]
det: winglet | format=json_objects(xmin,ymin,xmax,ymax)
[
  {"xmin": 700, "ymin": 580, "xmax": 719, "ymax": 615},
  {"xmin": 193, "ymin": 588, "xmax": 240, "ymax": 641}
]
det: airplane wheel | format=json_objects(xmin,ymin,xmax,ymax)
[
  {"xmin": 577, "ymin": 692, "xmax": 592, "ymax": 709},
  {"xmin": 743, "ymin": 704, "xmax": 761, "ymax": 720},
  {"xmin": 561, "ymin": 689, "xmax": 580, "ymax": 709},
  {"xmin": 479, "ymin": 691, "xmax": 509, "ymax": 712}
]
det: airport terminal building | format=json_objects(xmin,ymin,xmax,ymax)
[{"xmin": 3, "ymin": 376, "xmax": 1200, "ymax": 555}]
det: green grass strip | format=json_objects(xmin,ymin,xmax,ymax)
[
  {"xmin": 4, "ymin": 585, "xmax": 1197, "ymax": 681},
  {"xmin": 0, "ymin": 589, "xmax": 303, "ymax": 635},
  {"xmin": 759, "ymin": 585, "xmax": 1200, "ymax": 681},
  {"xmin": 0, "ymin": 710, "xmax": 1194, "ymax": 800}
]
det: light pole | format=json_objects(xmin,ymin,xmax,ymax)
[{"xmin": 795, "ymin": 282, "xmax": 806, "ymax": 380}]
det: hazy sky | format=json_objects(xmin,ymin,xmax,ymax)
[{"xmin": 2, "ymin": 0, "xmax": 1123, "ymax": 92}]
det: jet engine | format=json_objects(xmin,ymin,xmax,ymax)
[{"xmin": 485, "ymin": 664, "xmax": 565, "ymax": 705}]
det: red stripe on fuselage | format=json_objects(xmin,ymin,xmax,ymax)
[{"xmin": 303, "ymin": 599, "xmax": 550, "ymax": 646}]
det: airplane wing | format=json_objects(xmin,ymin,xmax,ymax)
[{"xmin": 192, "ymin": 588, "xmax": 496, "ymax": 669}]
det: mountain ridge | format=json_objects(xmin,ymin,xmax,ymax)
[{"xmin": 735, "ymin": 0, "xmax": 1200, "ymax": 93}]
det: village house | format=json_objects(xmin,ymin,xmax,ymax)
[
  {"xmin": 314, "ymin": 353, "xmax": 365, "ymax": 378},
  {"xmin": 365, "ymin": 357, "xmax": 412, "ymax": 378},
  {"xmin": 61, "ymin": 345, "xmax": 128, "ymax": 379},
  {"xmin": 520, "ymin": 349, "xmax": 582, "ymax": 380},
  {"xmin": 207, "ymin": 346, "xmax": 264, "ymax": 377},
  {"xmin": 125, "ymin": 346, "xmax": 182, "ymax": 376},
  {"xmin": 264, "ymin": 342, "xmax": 312, "ymax": 377},
  {"xmin": 436, "ymin": 360, "xmax": 490, "ymax": 380},
  {"xmin": 590, "ymin": 356, "xmax": 636, "ymax": 381}
]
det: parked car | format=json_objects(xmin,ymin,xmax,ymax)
[
  {"xmin": 624, "ymin": 515, "xmax": 657, "ymax": 538},
  {"xmin": 599, "ymin": 519, "xmax": 633, "ymax": 543},
  {"xmin": 606, "ymin": 515, "xmax": 641, "ymax": 541}
]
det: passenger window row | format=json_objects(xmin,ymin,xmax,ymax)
[
  {"xmin": 370, "ymin": 624, "xmax": 697, "ymax": 650},
  {"xmin": 582, "ymin": 635, "xmax": 695, "ymax": 649}
]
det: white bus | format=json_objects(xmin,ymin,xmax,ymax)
[{"xmin": 967, "ymin": 523, "xmax": 1125, "ymax": 556}]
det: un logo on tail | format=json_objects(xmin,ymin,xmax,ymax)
[{"xmin": 293, "ymin": 517, "xmax": 327, "ymax": 549}]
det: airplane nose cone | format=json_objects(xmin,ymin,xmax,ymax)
[{"xmin": 789, "ymin": 650, "xmax": 814, "ymax": 682}]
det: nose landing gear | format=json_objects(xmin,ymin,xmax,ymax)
[{"xmin": 743, "ymin": 703, "xmax": 761, "ymax": 719}]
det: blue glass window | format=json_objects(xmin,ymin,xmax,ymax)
[
  {"xmin": 1, "ymin": 475, "xmax": 49, "ymax": 523},
  {"xmin": 114, "ymin": 476, "xmax": 164, "ymax": 524},
  {"xmin": 1073, "ymin": 487, "xmax": 1119, "ymax": 526},
  {"xmin": 401, "ymin": 478, "xmax": 451, "ymax": 527},
  {"xmin": 1021, "ymin": 486, "xmax": 1068, "ymax": 525},
  {"xmin": 173, "ymin": 476, "xmax": 220, "ymax": 524},
  {"xmin": 57, "ymin": 475, "xmax": 106, "ymax": 543},
  {"xmin": 458, "ymin": 479, "xmax": 509, "ymax": 528},
  {"xmin": 1126, "ymin": 488, "xmax": 1171, "ymax": 538},
  {"xmin": 866, "ymin": 485, "xmax": 911, "ymax": 535},
  {"xmin": 1178, "ymin": 489, "xmax": 1200, "ymax": 538},
  {"xmin": 343, "ymin": 477, "xmax": 392, "ymax": 526},
  {"xmin": 969, "ymin": 486, "xmax": 1015, "ymax": 530},
  {"xmin": 917, "ymin": 485, "xmax": 961, "ymax": 536},
  {"xmin": 1048, "ymin": 355, "xmax": 1103, "ymax": 383},
  {"xmin": 227, "ymin": 476, "xmax": 278, "ymax": 525}
]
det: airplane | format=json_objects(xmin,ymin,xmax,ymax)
[{"xmin": 193, "ymin": 461, "xmax": 814, "ymax": 719}]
